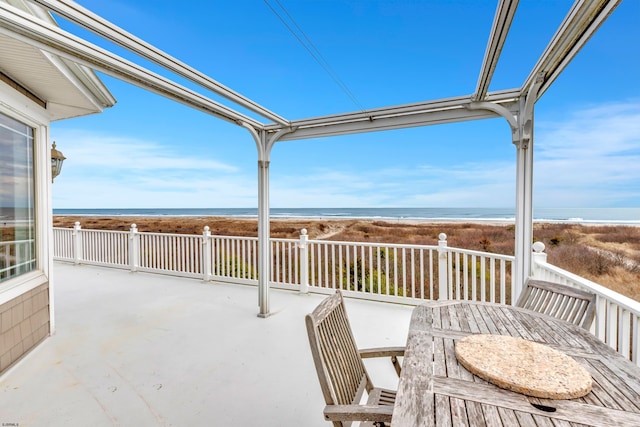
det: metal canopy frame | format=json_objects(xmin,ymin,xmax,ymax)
[{"xmin": 3, "ymin": 0, "xmax": 621, "ymax": 316}]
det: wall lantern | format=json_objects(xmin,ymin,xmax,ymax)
[{"xmin": 51, "ymin": 141, "xmax": 66, "ymax": 183}]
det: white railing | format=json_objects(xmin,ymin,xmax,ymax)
[
  {"xmin": 0, "ymin": 239, "xmax": 36, "ymax": 281},
  {"xmin": 137, "ymin": 226, "xmax": 203, "ymax": 278},
  {"xmin": 302, "ymin": 235, "xmax": 440, "ymax": 303},
  {"xmin": 210, "ymin": 231, "xmax": 258, "ymax": 284},
  {"xmin": 52, "ymin": 224, "xmax": 515, "ymax": 304},
  {"xmin": 532, "ymin": 243, "xmax": 640, "ymax": 366},
  {"xmin": 53, "ymin": 222, "xmax": 637, "ymax": 365},
  {"xmin": 299, "ymin": 231, "xmax": 516, "ymax": 305}
]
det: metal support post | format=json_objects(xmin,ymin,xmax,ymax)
[
  {"xmin": 241, "ymin": 123, "xmax": 296, "ymax": 318},
  {"xmin": 257, "ymin": 157, "xmax": 271, "ymax": 317}
]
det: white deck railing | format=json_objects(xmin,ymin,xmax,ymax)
[
  {"xmin": 531, "ymin": 244, "xmax": 640, "ymax": 366},
  {"xmin": 53, "ymin": 224, "xmax": 515, "ymax": 304},
  {"xmin": 0, "ymin": 239, "xmax": 36, "ymax": 281},
  {"xmin": 53, "ymin": 222, "xmax": 637, "ymax": 365}
]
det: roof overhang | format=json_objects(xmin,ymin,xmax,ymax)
[{"xmin": 0, "ymin": 0, "xmax": 115, "ymax": 121}]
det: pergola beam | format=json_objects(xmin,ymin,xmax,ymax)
[
  {"xmin": 522, "ymin": 0, "xmax": 621, "ymax": 101},
  {"xmin": 267, "ymin": 90, "xmax": 521, "ymax": 141},
  {"xmin": 30, "ymin": 0, "xmax": 290, "ymax": 127},
  {"xmin": 0, "ymin": 1, "xmax": 264, "ymax": 128},
  {"xmin": 473, "ymin": 0, "xmax": 520, "ymax": 101}
]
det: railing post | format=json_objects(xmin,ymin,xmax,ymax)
[
  {"xmin": 72, "ymin": 221, "xmax": 82, "ymax": 265},
  {"xmin": 129, "ymin": 223, "xmax": 139, "ymax": 272},
  {"xmin": 202, "ymin": 226, "xmax": 211, "ymax": 281},
  {"xmin": 298, "ymin": 228, "xmax": 309, "ymax": 293},
  {"xmin": 531, "ymin": 241, "xmax": 547, "ymax": 278},
  {"xmin": 438, "ymin": 233, "xmax": 449, "ymax": 300}
]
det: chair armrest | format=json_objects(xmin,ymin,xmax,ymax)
[
  {"xmin": 360, "ymin": 346, "xmax": 405, "ymax": 376},
  {"xmin": 359, "ymin": 346, "xmax": 405, "ymax": 358},
  {"xmin": 323, "ymin": 404, "xmax": 393, "ymax": 422}
]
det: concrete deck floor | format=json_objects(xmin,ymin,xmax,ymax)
[{"xmin": 0, "ymin": 262, "xmax": 413, "ymax": 426}]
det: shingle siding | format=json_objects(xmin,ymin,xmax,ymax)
[{"xmin": 0, "ymin": 283, "xmax": 50, "ymax": 374}]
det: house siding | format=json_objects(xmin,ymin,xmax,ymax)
[{"xmin": 0, "ymin": 283, "xmax": 49, "ymax": 374}]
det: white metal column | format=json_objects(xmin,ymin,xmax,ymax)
[
  {"xmin": 257, "ymin": 155, "xmax": 270, "ymax": 317},
  {"xmin": 513, "ymin": 75, "xmax": 541, "ymax": 295},
  {"xmin": 242, "ymin": 125, "xmax": 294, "ymax": 317},
  {"xmin": 513, "ymin": 112, "xmax": 534, "ymax": 292}
]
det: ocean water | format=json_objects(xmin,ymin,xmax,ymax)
[{"xmin": 52, "ymin": 207, "xmax": 640, "ymax": 225}]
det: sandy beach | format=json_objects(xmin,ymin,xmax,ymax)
[{"xmin": 53, "ymin": 215, "xmax": 640, "ymax": 302}]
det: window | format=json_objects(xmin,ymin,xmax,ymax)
[{"xmin": 0, "ymin": 112, "xmax": 36, "ymax": 282}]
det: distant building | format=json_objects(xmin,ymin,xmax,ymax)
[{"xmin": 0, "ymin": 0, "xmax": 115, "ymax": 375}]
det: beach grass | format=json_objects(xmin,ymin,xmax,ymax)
[{"xmin": 53, "ymin": 216, "xmax": 640, "ymax": 302}]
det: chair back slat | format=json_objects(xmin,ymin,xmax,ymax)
[
  {"xmin": 516, "ymin": 279, "xmax": 596, "ymax": 329},
  {"xmin": 306, "ymin": 291, "xmax": 371, "ymax": 411}
]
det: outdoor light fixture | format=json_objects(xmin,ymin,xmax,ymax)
[{"xmin": 51, "ymin": 141, "xmax": 66, "ymax": 183}]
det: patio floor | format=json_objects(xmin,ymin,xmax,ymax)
[{"xmin": 0, "ymin": 262, "xmax": 413, "ymax": 426}]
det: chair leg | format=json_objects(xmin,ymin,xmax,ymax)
[{"xmin": 392, "ymin": 356, "xmax": 402, "ymax": 377}]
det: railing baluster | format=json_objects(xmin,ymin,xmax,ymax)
[
  {"xmin": 500, "ymin": 259, "xmax": 506, "ymax": 304},
  {"xmin": 323, "ymin": 243, "xmax": 331, "ymax": 288},
  {"xmin": 393, "ymin": 247, "xmax": 398, "ymax": 297},
  {"xmin": 310, "ymin": 243, "xmax": 316, "ymax": 287},
  {"xmin": 463, "ymin": 253, "xmax": 468, "ymax": 300},
  {"xmin": 401, "ymin": 248, "xmax": 406, "ymax": 298},
  {"xmin": 490, "ymin": 258, "xmax": 496, "ymax": 303},
  {"xmin": 338, "ymin": 244, "xmax": 343, "ymax": 290},
  {"xmin": 330, "ymin": 244, "xmax": 336, "ymax": 290},
  {"xmin": 377, "ymin": 247, "xmax": 382, "ymax": 296},
  {"xmin": 620, "ymin": 309, "xmax": 631, "ymax": 358},
  {"xmin": 410, "ymin": 248, "xmax": 415, "ymax": 298},
  {"xmin": 632, "ymin": 314, "xmax": 639, "ymax": 364}
]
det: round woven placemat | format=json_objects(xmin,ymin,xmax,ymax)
[{"xmin": 455, "ymin": 334, "xmax": 592, "ymax": 399}]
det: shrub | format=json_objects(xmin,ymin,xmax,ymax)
[{"xmin": 547, "ymin": 244, "xmax": 612, "ymax": 276}]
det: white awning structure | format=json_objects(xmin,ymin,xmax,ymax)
[
  {"xmin": 0, "ymin": 0, "xmax": 114, "ymax": 119},
  {"xmin": 0, "ymin": 0, "xmax": 623, "ymax": 316}
]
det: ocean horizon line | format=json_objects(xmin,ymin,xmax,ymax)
[{"xmin": 52, "ymin": 207, "xmax": 640, "ymax": 225}]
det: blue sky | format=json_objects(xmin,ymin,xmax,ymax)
[{"xmin": 50, "ymin": 0, "xmax": 640, "ymax": 209}]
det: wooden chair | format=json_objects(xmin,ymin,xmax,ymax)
[
  {"xmin": 516, "ymin": 279, "xmax": 596, "ymax": 329},
  {"xmin": 305, "ymin": 290, "xmax": 404, "ymax": 427}
]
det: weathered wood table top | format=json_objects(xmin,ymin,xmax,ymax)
[{"xmin": 391, "ymin": 300, "xmax": 640, "ymax": 426}]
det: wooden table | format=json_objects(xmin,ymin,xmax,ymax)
[{"xmin": 391, "ymin": 300, "xmax": 640, "ymax": 426}]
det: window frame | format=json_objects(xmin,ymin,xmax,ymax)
[{"xmin": 0, "ymin": 79, "xmax": 52, "ymax": 307}]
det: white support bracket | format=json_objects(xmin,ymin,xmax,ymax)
[
  {"xmin": 466, "ymin": 100, "xmax": 520, "ymax": 144},
  {"xmin": 466, "ymin": 71, "xmax": 544, "ymax": 150},
  {"xmin": 517, "ymin": 72, "xmax": 545, "ymax": 150}
]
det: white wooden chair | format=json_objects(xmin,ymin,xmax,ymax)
[
  {"xmin": 516, "ymin": 279, "xmax": 596, "ymax": 329},
  {"xmin": 305, "ymin": 290, "xmax": 404, "ymax": 427}
]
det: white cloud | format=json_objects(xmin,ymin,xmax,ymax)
[
  {"xmin": 534, "ymin": 100, "xmax": 640, "ymax": 207},
  {"xmin": 54, "ymin": 174, "xmax": 258, "ymax": 208},
  {"xmin": 53, "ymin": 130, "xmax": 238, "ymax": 172},
  {"xmin": 270, "ymin": 162, "xmax": 517, "ymax": 207},
  {"xmin": 51, "ymin": 130, "xmax": 252, "ymax": 208}
]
